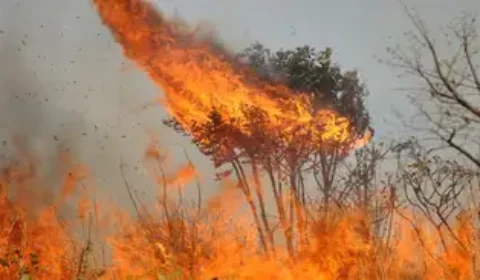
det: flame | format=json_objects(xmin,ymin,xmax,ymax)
[
  {"xmin": 0, "ymin": 151, "xmax": 80, "ymax": 279},
  {"xmin": 92, "ymin": 0, "xmax": 366, "ymax": 151},
  {"xmin": 0, "ymin": 144, "xmax": 477, "ymax": 279},
  {"xmin": 3, "ymin": 0, "xmax": 478, "ymax": 279}
]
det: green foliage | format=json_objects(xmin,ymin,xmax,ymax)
[
  {"xmin": 164, "ymin": 42, "xmax": 372, "ymax": 170},
  {"xmin": 237, "ymin": 42, "xmax": 370, "ymax": 135}
]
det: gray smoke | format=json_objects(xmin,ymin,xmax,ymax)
[{"xmin": 0, "ymin": 0, "xmax": 215, "ymax": 209}]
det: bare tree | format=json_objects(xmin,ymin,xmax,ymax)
[
  {"xmin": 386, "ymin": 6, "xmax": 480, "ymax": 168},
  {"xmin": 383, "ymin": 9, "xmax": 480, "ymax": 276},
  {"xmin": 393, "ymin": 139, "xmax": 475, "ymax": 248}
]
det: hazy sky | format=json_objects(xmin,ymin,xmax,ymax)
[{"xmin": 0, "ymin": 0, "xmax": 478, "ymax": 204}]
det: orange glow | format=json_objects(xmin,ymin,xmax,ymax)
[
  {"xmin": 92, "ymin": 0, "xmax": 367, "ymax": 152},
  {"xmin": 0, "ymin": 144, "xmax": 478, "ymax": 279},
  {"xmin": 2, "ymin": 0, "xmax": 477, "ymax": 279}
]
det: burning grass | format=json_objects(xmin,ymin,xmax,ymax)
[
  {"xmin": 0, "ymin": 142, "xmax": 478, "ymax": 280},
  {"xmin": 0, "ymin": 0, "xmax": 477, "ymax": 279}
]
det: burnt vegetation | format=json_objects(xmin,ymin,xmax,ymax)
[
  {"xmin": 164, "ymin": 41, "xmax": 373, "ymax": 258},
  {"xmin": 2, "ymin": 0, "xmax": 480, "ymax": 279},
  {"xmin": 160, "ymin": 6, "xmax": 480, "ymax": 278}
]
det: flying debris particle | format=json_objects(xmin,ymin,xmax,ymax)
[
  {"xmin": 54, "ymin": 136, "xmax": 59, "ymax": 141},
  {"xmin": 289, "ymin": 26, "xmax": 296, "ymax": 35}
]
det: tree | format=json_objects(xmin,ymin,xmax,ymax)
[
  {"xmin": 164, "ymin": 42, "xmax": 372, "ymax": 257},
  {"xmin": 386, "ymin": 7, "xmax": 480, "ymax": 168},
  {"xmin": 237, "ymin": 43, "xmax": 370, "ymax": 135},
  {"xmin": 384, "ymin": 8, "xmax": 480, "ymax": 274}
]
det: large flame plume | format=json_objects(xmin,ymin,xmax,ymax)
[{"xmin": 92, "ymin": 0, "xmax": 371, "ymax": 151}]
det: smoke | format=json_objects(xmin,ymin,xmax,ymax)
[
  {"xmin": 0, "ymin": 0, "xmax": 216, "ymax": 208},
  {"xmin": 0, "ymin": 37, "xmax": 85, "ymax": 157}
]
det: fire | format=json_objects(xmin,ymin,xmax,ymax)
[
  {"xmin": 1, "ymin": 0, "xmax": 477, "ymax": 279},
  {"xmin": 92, "ymin": 0, "xmax": 364, "ymax": 151},
  {"xmin": 0, "ymin": 149, "xmax": 82, "ymax": 279},
  {"xmin": 0, "ymin": 142, "xmax": 478, "ymax": 279}
]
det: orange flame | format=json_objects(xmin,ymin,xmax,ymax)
[
  {"xmin": 8, "ymin": 0, "xmax": 480, "ymax": 279},
  {"xmin": 92, "ymin": 0, "xmax": 367, "ymax": 150},
  {"xmin": 0, "ymin": 144, "xmax": 477, "ymax": 279}
]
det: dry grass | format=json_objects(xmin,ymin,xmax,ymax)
[{"xmin": 0, "ymin": 145, "xmax": 478, "ymax": 280}]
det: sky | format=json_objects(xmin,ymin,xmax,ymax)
[{"xmin": 0, "ymin": 0, "xmax": 478, "ymax": 205}]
